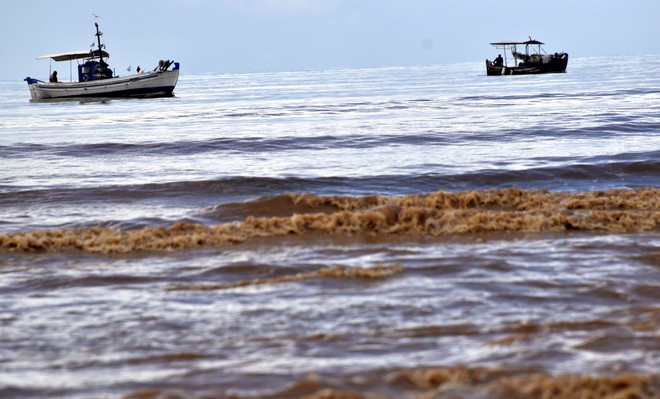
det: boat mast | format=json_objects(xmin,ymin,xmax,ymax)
[{"xmin": 95, "ymin": 22, "xmax": 104, "ymax": 65}]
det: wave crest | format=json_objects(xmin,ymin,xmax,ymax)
[
  {"xmin": 167, "ymin": 264, "xmax": 404, "ymax": 291},
  {"xmin": 1, "ymin": 188, "xmax": 657, "ymax": 253},
  {"xmin": 121, "ymin": 367, "xmax": 659, "ymax": 398}
]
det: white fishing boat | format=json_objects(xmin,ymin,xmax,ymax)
[{"xmin": 24, "ymin": 23, "xmax": 179, "ymax": 100}]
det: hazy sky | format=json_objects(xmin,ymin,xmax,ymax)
[{"xmin": 1, "ymin": 0, "xmax": 658, "ymax": 80}]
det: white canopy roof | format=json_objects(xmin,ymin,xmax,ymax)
[{"xmin": 36, "ymin": 49, "xmax": 109, "ymax": 62}]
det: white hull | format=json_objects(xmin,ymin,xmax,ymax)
[{"xmin": 27, "ymin": 69, "xmax": 179, "ymax": 100}]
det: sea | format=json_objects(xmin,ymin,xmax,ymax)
[{"xmin": 0, "ymin": 55, "xmax": 659, "ymax": 399}]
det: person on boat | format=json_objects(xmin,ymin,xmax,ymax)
[
  {"xmin": 493, "ymin": 54, "xmax": 503, "ymax": 67},
  {"xmin": 49, "ymin": 71, "xmax": 58, "ymax": 83}
]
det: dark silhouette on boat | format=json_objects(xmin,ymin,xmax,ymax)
[{"xmin": 486, "ymin": 38, "xmax": 568, "ymax": 76}]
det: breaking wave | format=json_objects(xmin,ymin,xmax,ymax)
[
  {"xmin": 120, "ymin": 366, "xmax": 660, "ymax": 399},
  {"xmin": 1, "ymin": 187, "xmax": 657, "ymax": 254}
]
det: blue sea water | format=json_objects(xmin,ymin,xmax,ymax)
[{"xmin": 0, "ymin": 56, "xmax": 659, "ymax": 398}]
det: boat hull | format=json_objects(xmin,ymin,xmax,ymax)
[{"xmin": 26, "ymin": 69, "xmax": 179, "ymax": 100}]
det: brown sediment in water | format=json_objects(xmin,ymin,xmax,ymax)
[
  {"xmin": 385, "ymin": 368, "xmax": 660, "ymax": 399},
  {"xmin": 121, "ymin": 367, "xmax": 660, "ymax": 398},
  {"xmin": 167, "ymin": 264, "xmax": 404, "ymax": 291},
  {"xmin": 1, "ymin": 188, "xmax": 658, "ymax": 253}
]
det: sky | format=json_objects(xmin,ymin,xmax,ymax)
[{"xmin": 1, "ymin": 0, "xmax": 658, "ymax": 80}]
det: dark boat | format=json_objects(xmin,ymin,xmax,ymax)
[{"xmin": 486, "ymin": 38, "xmax": 568, "ymax": 76}]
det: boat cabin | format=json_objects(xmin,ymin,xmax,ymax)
[{"xmin": 79, "ymin": 58, "xmax": 114, "ymax": 81}]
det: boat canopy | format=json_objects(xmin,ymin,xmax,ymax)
[
  {"xmin": 490, "ymin": 40, "xmax": 544, "ymax": 46},
  {"xmin": 36, "ymin": 49, "xmax": 110, "ymax": 62}
]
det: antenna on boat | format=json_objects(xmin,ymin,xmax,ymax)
[{"xmin": 95, "ymin": 22, "xmax": 104, "ymax": 66}]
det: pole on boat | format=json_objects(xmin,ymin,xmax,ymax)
[{"xmin": 95, "ymin": 22, "xmax": 104, "ymax": 66}]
